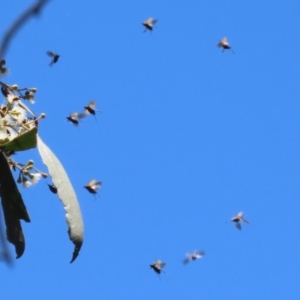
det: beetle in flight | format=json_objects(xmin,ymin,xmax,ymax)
[
  {"xmin": 183, "ymin": 250, "xmax": 205, "ymax": 264},
  {"xmin": 142, "ymin": 18, "xmax": 158, "ymax": 32},
  {"xmin": 217, "ymin": 37, "xmax": 234, "ymax": 53},
  {"xmin": 47, "ymin": 183, "xmax": 58, "ymax": 194},
  {"xmin": 150, "ymin": 260, "xmax": 166, "ymax": 278},
  {"xmin": 47, "ymin": 51, "xmax": 60, "ymax": 66},
  {"xmin": 84, "ymin": 179, "xmax": 102, "ymax": 195},
  {"xmin": 231, "ymin": 212, "xmax": 249, "ymax": 230}
]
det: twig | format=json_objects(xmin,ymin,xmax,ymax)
[{"xmin": 0, "ymin": 0, "xmax": 49, "ymax": 61}]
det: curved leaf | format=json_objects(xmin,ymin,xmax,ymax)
[
  {"xmin": 37, "ymin": 135, "xmax": 84, "ymax": 263},
  {"xmin": 0, "ymin": 151, "xmax": 30, "ymax": 259},
  {"xmin": 1, "ymin": 127, "xmax": 37, "ymax": 151}
]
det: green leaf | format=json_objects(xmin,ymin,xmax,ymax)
[
  {"xmin": 0, "ymin": 151, "xmax": 30, "ymax": 259},
  {"xmin": 1, "ymin": 127, "xmax": 37, "ymax": 152},
  {"xmin": 37, "ymin": 135, "xmax": 84, "ymax": 263}
]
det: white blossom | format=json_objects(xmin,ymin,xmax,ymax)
[
  {"xmin": 22, "ymin": 178, "xmax": 32, "ymax": 188},
  {"xmin": 9, "ymin": 105, "xmax": 27, "ymax": 122},
  {"xmin": 5, "ymin": 93, "xmax": 19, "ymax": 104},
  {"xmin": 28, "ymin": 173, "xmax": 42, "ymax": 185}
]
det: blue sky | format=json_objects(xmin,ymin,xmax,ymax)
[{"xmin": 1, "ymin": 0, "xmax": 300, "ymax": 299}]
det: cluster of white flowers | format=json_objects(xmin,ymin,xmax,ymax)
[
  {"xmin": 0, "ymin": 82, "xmax": 46, "ymax": 188},
  {"xmin": 14, "ymin": 160, "xmax": 46, "ymax": 188},
  {"xmin": 0, "ymin": 85, "xmax": 37, "ymax": 143}
]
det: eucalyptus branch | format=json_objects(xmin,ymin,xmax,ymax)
[{"xmin": 0, "ymin": 0, "xmax": 49, "ymax": 265}]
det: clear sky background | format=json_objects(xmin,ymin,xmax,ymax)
[{"xmin": 1, "ymin": 0, "xmax": 300, "ymax": 299}]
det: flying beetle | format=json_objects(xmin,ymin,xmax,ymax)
[
  {"xmin": 231, "ymin": 212, "xmax": 249, "ymax": 230},
  {"xmin": 142, "ymin": 18, "xmax": 158, "ymax": 32},
  {"xmin": 217, "ymin": 37, "xmax": 234, "ymax": 53},
  {"xmin": 150, "ymin": 260, "xmax": 166, "ymax": 279},
  {"xmin": 84, "ymin": 179, "xmax": 102, "ymax": 195},
  {"xmin": 47, "ymin": 51, "xmax": 60, "ymax": 66}
]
